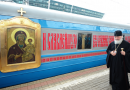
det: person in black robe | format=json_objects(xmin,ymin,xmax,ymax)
[
  {"xmin": 78, "ymin": 34, "xmax": 82, "ymax": 49},
  {"xmin": 85, "ymin": 34, "xmax": 91, "ymax": 49},
  {"xmin": 106, "ymin": 30, "xmax": 130, "ymax": 90}
]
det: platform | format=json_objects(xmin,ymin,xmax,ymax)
[{"xmin": 1, "ymin": 65, "xmax": 130, "ymax": 90}]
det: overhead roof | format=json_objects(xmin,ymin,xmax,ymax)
[{"xmin": 3, "ymin": 0, "xmax": 104, "ymax": 19}]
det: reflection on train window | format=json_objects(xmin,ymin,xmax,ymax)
[{"xmin": 78, "ymin": 33, "xmax": 92, "ymax": 49}]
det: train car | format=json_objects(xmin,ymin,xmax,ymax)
[{"xmin": 0, "ymin": 2, "xmax": 130, "ymax": 88}]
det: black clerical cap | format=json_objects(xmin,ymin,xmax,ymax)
[{"xmin": 114, "ymin": 30, "xmax": 122, "ymax": 36}]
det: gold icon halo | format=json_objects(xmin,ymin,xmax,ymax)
[{"xmin": 11, "ymin": 28, "xmax": 34, "ymax": 44}]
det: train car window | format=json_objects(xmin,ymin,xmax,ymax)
[{"xmin": 78, "ymin": 33, "xmax": 92, "ymax": 49}]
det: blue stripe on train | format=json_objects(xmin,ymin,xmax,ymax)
[
  {"xmin": 0, "ymin": 55, "xmax": 107, "ymax": 88},
  {"xmin": 0, "ymin": 15, "xmax": 130, "ymax": 33},
  {"xmin": 41, "ymin": 49, "xmax": 106, "ymax": 58}
]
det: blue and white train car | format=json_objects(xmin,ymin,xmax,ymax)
[{"xmin": 0, "ymin": 2, "xmax": 130, "ymax": 88}]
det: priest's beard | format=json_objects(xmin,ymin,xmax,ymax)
[{"xmin": 114, "ymin": 37, "xmax": 123, "ymax": 44}]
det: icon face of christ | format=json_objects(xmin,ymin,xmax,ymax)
[{"xmin": 7, "ymin": 30, "xmax": 35, "ymax": 64}]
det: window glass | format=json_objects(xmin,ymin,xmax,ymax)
[{"xmin": 78, "ymin": 33, "xmax": 92, "ymax": 49}]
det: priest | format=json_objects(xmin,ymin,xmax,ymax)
[{"xmin": 106, "ymin": 30, "xmax": 130, "ymax": 90}]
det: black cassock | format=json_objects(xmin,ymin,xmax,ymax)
[{"xmin": 106, "ymin": 40, "xmax": 130, "ymax": 90}]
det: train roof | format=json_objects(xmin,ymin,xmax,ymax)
[{"xmin": 0, "ymin": 1, "xmax": 130, "ymax": 30}]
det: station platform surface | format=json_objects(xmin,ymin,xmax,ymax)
[{"xmin": 1, "ymin": 65, "xmax": 130, "ymax": 90}]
